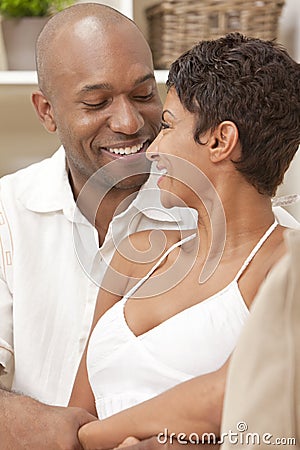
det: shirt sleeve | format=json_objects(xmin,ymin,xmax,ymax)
[
  {"xmin": 0, "ymin": 259, "xmax": 13, "ymax": 375},
  {"xmin": 0, "ymin": 187, "xmax": 14, "ymax": 375},
  {"xmin": 272, "ymin": 205, "xmax": 300, "ymax": 229}
]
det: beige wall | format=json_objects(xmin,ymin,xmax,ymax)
[
  {"xmin": 0, "ymin": 0, "xmax": 299, "ymax": 218},
  {"xmin": 0, "ymin": 85, "xmax": 59, "ymax": 176}
]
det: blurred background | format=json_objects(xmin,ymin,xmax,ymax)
[{"xmin": 0, "ymin": 0, "xmax": 299, "ymax": 219}]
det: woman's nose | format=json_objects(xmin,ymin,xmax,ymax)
[{"xmin": 146, "ymin": 133, "xmax": 161, "ymax": 161}]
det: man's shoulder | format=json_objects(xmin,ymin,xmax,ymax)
[{"xmin": 273, "ymin": 205, "xmax": 300, "ymax": 229}]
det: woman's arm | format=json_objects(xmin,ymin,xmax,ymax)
[
  {"xmin": 68, "ymin": 344, "xmax": 97, "ymax": 416},
  {"xmin": 116, "ymin": 436, "xmax": 220, "ymax": 450},
  {"xmin": 78, "ymin": 359, "xmax": 229, "ymax": 450},
  {"xmin": 68, "ymin": 236, "xmax": 137, "ymax": 414}
]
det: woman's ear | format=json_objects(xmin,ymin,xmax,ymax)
[
  {"xmin": 208, "ymin": 121, "xmax": 239, "ymax": 162},
  {"xmin": 31, "ymin": 90, "xmax": 57, "ymax": 133}
]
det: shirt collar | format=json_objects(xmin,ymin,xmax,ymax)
[{"xmin": 19, "ymin": 147, "xmax": 81, "ymax": 222}]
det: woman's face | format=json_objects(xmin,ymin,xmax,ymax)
[{"xmin": 146, "ymin": 87, "xmax": 212, "ymax": 209}]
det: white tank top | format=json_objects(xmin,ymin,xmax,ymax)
[{"xmin": 87, "ymin": 221, "xmax": 278, "ymax": 419}]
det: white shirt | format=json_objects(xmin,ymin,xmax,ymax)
[{"xmin": 0, "ymin": 147, "xmax": 197, "ymax": 406}]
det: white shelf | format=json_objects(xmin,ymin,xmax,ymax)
[
  {"xmin": 0, "ymin": 0, "xmax": 169, "ymax": 86},
  {"xmin": 0, "ymin": 70, "xmax": 168, "ymax": 85},
  {"xmin": 154, "ymin": 70, "xmax": 169, "ymax": 85},
  {"xmin": 0, "ymin": 71, "xmax": 38, "ymax": 85}
]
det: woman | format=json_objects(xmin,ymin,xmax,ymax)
[{"xmin": 69, "ymin": 32, "xmax": 300, "ymax": 449}]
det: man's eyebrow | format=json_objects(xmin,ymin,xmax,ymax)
[
  {"xmin": 80, "ymin": 74, "xmax": 155, "ymax": 93},
  {"xmin": 81, "ymin": 83, "xmax": 112, "ymax": 92}
]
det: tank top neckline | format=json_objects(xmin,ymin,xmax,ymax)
[
  {"xmin": 121, "ymin": 219, "xmax": 278, "ymax": 339},
  {"xmin": 121, "ymin": 279, "xmax": 246, "ymax": 340}
]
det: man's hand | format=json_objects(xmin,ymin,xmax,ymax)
[{"xmin": 0, "ymin": 389, "xmax": 96, "ymax": 450}]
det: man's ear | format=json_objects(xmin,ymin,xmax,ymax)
[
  {"xmin": 208, "ymin": 121, "xmax": 239, "ymax": 162},
  {"xmin": 32, "ymin": 90, "xmax": 57, "ymax": 133}
]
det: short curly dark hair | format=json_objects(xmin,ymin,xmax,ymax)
[{"xmin": 167, "ymin": 32, "xmax": 300, "ymax": 196}]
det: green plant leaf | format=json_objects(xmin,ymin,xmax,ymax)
[{"xmin": 0, "ymin": 0, "xmax": 74, "ymax": 17}]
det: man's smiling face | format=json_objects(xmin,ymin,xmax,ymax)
[{"xmin": 42, "ymin": 16, "xmax": 162, "ymax": 192}]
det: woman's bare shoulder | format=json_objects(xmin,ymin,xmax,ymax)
[
  {"xmin": 266, "ymin": 225, "xmax": 288, "ymax": 271},
  {"xmin": 114, "ymin": 228, "xmax": 194, "ymax": 278},
  {"xmin": 127, "ymin": 228, "xmax": 181, "ymax": 251},
  {"xmin": 239, "ymin": 225, "xmax": 288, "ymax": 309}
]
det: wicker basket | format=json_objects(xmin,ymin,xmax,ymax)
[{"xmin": 146, "ymin": 0, "xmax": 285, "ymax": 69}]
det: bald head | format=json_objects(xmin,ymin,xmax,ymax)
[{"xmin": 36, "ymin": 3, "xmax": 150, "ymax": 96}]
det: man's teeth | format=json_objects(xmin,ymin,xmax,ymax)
[{"xmin": 108, "ymin": 143, "xmax": 144, "ymax": 155}]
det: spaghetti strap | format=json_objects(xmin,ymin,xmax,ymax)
[
  {"xmin": 123, "ymin": 232, "xmax": 197, "ymax": 300},
  {"xmin": 234, "ymin": 220, "xmax": 278, "ymax": 282}
]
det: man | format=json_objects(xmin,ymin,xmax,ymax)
[
  {"xmin": 0, "ymin": 4, "xmax": 196, "ymax": 400},
  {"xmin": 0, "ymin": 3, "xmax": 297, "ymax": 450},
  {"xmin": 0, "ymin": 3, "xmax": 195, "ymax": 449}
]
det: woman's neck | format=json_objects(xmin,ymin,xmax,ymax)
[{"xmin": 195, "ymin": 185, "xmax": 274, "ymax": 267}]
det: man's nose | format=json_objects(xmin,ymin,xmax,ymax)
[{"xmin": 108, "ymin": 98, "xmax": 144, "ymax": 135}]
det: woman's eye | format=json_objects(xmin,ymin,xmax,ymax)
[{"xmin": 160, "ymin": 121, "xmax": 170, "ymax": 130}]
